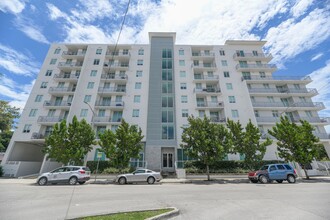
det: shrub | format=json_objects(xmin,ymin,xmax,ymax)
[{"xmin": 0, "ymin": 165, "xmax": 3, "ymax": 177}]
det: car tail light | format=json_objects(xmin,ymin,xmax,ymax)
[
  {"xmin": 294, "ymin": 169, "xmax": 297, "ymax": 174},
  {"xmin": 79, "ymin": 170, "xmax": 86, "ymax": 174}
]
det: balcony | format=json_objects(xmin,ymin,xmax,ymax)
[
  {"xmin": 191, "ymin": 52, "xmax": 215, "ymax": 61},
  {"xmin": 248, "ymin": 88, "xmax": 318, "ymax": 97},
  {"xmin": 62, "ymin": 51, "xmax": 85, "ymax": 58},
  {"xmin": 105, "ymin": 51, "xmax": 130, "ymax": 59},
  {"xmin": 43, "ymin": 100, "xmax": 72, "ymax": 109},
  {"xmin": 103, "ymin": 62, "xmax": 129, "ymax": 70},
  {"xmin": 242, "ymin": 75, "xmax": 312, "ymax": 83},
  {"xmin": 31, "ymin": 132, "xmax": 45, "ymax": 140},
  {"xmin": 210, "ymin": 116, "xmax": 226, "ymax": 123},
  {"xmin": 256, "ymin": 117, "xmax": 330, "ymax": 124},
  {"xmin": 192, "ymin": 63, "xmax": 217, "ymax": 71},
  {"xmin": 92, "ymin": 116, "xmax": 122, "ymax": 124},
  {"xmin": 252, "ymin": 102, "xmax": 325, "ymax": 110},
  {"xmin": 233, "ymin": 53, "xmax": 273, "ymax": 61},
  {"xmin": 313, "ymin": 133, "xmax": 330, "ymax": 140},
  {"xmin": 53, "ymin": 73, "xmax": 79, "ymax": 82},
  {"xmin": 58, "ymin": 62, "xmax": 83, "ymax": 70},
  {"xmin": 98, "ymin": 87, "xmax": 126, "ymax": 94},
  {"xmin": 100, "ymin": 74, "xmax": 128, "ymax": 82},
  {"xmin": 193, "ymin": 75, "xmax": 219, "ymax": 82},
  {"xmin": 194, "ymin": 87, "xmax": 221, "ymax": 95},
  {"xmin": 49, "ymin": 87, "xmax": 76, "ymax": 95},
  {"xmin": 236, "ymin": 63, "xmax": 277, "ymax": 72},
  {"xmin": 37, "ymin": 116, "xmax": 64, "ymax": 124},
  {"xmin": 196, "ymin": 101, "xmax": 224, "ymax": 109},
  {"xmin": 94, "ymin": 101, "xmax": 124, "ymax": 109}
]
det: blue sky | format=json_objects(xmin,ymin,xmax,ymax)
[{"xmin": 0, "ymin": 0, "xmax": 329, "ymax": 128}]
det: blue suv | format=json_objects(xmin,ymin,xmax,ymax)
[{"xmin": 248, "ymin": 164, "xmax": 297, "ymax": 184}]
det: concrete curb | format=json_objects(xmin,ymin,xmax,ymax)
[{"xmin": 145, "ymin": 207, "xmax": 179, "ymax": 220}]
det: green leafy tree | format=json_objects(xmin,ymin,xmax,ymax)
[
  {"xmin": 44, "ymin": 116, "xmax": 95, "ymax": 165},
  {"xmin": 0, "ymin": 100, "xmax": 20, "ymax": 132},
  {"xmin": 181, "ymin": 116, "xmax": 232, "ymax": 181},
  {"xmin": 98, "ymin": 119, "xmax": 144, "ymax": 171},
  {"xmin": 0, "ymin": 131, "xmax": 13, "ymax": 152},
  {"xmin": 268, "ymin": 116, "xmax": 324, "ymax": 179}
]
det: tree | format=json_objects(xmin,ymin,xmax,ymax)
[
  {"xmin": 0, "ymin": 130, "xmax": 13, "ymax": 152},
  {"xmin": 0, "ymin": 100, "xmax": 20, "ymax": 132},
  {"xmin": 181, "ymin": 116, "xmax": 232, "ymax": 181},
  {"xmin": 98, "ymin": 119, "xmax": 144, "ymax": 171},
  {"xmin": 44, "ymin": 116, "xmax": 95, "ymax": 165},
  {"xmin": 268, "ymin": 116, "xmax": 324, "ymax": 179}
]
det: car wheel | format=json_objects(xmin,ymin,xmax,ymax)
[
  {"xmin": 38, "ymin": 177, "xmax": 48, "ymax": 186},
  {"xmin": 276, "ymin": 180, "xmax": 283, "ymax": 183},
  {"xmin": 118, "ymin": 177, "xmax": 126, "ymax": 185},
  {"xmin": 259, "ymin": 175, "xmax": 268, "ymax": 184},
  {"xmin": 69, "ymin": 176, "xmax": 78, "ymax": 185},
  {"xmin": 147, "ymin": 177, "xmax": 155, "ymax": 184},
  {"xmin": 250, "ymin": 179, "xmax": 258, "ymax": 183},
  {"xmin": 287, "ymin": 175, "xmax": 296, "ymax": 183},
  {"xmin": 78, "ymin": 181, "xmax": 86, "ymax": 185}
]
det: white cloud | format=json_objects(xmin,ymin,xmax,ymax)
[
  {"xmin": 14, "ymin": 17, "xmax": 50, "ymax": 44},
  {"xmin": 0, "ymin": 0, "xmax": 25, "ymax": 14},
  {"xmin": 291, "ymin": 0, "xmax": 314, "ymax": 18},
  {"xmin": 311, "ymin": 53, "xmax": 324, "ymax": 62},
  {"xmin": 265, "ymin": 7, "xmax": 330, "ymax": 68},
  {"xmin": 71, "ymin": 0, "xmax": 114, "ymax": 22},
  {"xmin": 46, "ymin": 3, "xmax": 66, "ymax": 20},
  {"xmin": 0, "ymin": 44, "xmax": 40, "ymax": 76}
]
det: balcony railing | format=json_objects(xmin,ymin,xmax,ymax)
[
  {"xmin": 196, "ymin": 101, "xmax": 224, "ymax": 108},
  {"xmin": 106, "ymin": 51, "xmax": 130, "ymax": 56},
  {"xmin": 101, "ymin": 74, "xmax": 128, "ymax": 80},
  {"xmin": 256, "ymin": 117, "xmax": 330, "ymax": 124},
  {"xmin": 103, "ymin": 62, "xmax": 129, "ymax": 68},
  {"xmin": 233, "ymin": 52, "xmax": 272, "ymax": 59},
  {"xmin": 94, "ymin": 101, "xmax": 124, "ymax": 107},
  {"xmin": 98, "ymin": 87, "xmax": 126, "ymax": 93},
  {"xmin": 93, "ymin": 116, "xmax": 122, "ymax": 123},
  {"xmin": 236, "ymin": 63, "xmax": 277, "ymax": 70},
  {"xmin": 53, "ymin": 74, "xmax": 79, "ymax": 80},
  {"xmin": 210, "ymin": 117, "xmax": 226, "ymax": 123},
  {"xmin": 62, "ymin": 51, "xmax": 85, "ymax": 56},
  {"xmin": 252, "ymin": 102, "xmax": 324, "ymax": 108},
  {"xmin": 248, "ymin": 88, "xmax": 317, "ymax": 94},
  {"xmin": 242, "ymin": 75, "xmax": 311, "ymax": 81},
  {"xmin": 192, "ymin": 52, "xmax": 215, "ymax": 57},
  {"xmin": 58, "ymin": 62, "xmax": 83, "ymax": 68},
  {"xmin": 43, "ymin": 100, "xmax": 72, "ymax": 107},
  {"xmin": 37, "ymin": 116, "xmax": 64, "ymax": 123},
  {"xmin": 193, "ymin": 75, "xmax": 219, "ymax": 80},
  {"xmin": 49, "ymin": 87, "xmax": 76, "ymax": 93},
  {"xmin": 192, "ymin": 63, "xmax": 217, "ymax": 69},
  {"xmin": 194, "ymin": 88, "xmax": 221, "ymax": 93}
]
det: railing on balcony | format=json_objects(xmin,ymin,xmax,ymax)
[
  {"xmin": 248, "ymin": 88, "xmax": 317, "ymax": 94},
  {"xmin": 196, "ymin": 101, "xmax": 224, "ymax": 108},
  {"xmin": 103, "ymin": 62, "xmax": 129, "ymax": 68},
  {"xmin": 98, "ymin": 87, "xmax": 126, "ymax": 93},
  {"xmin": 53, "ymin": 74, "xmax": 79, "ymax": 80},
  {"xmin": 62, "ymin": 51, "xmax": 85, "ymax": 56},
  {"xmin": 233, "ymin": 53, "xmax": 272, "ymax": 59},
  {"xmin": 58, "ymin": 62, "xmax": 83, "ymax": 68},
  {"xmin": 31, "ymin": 132, "xmax": 44, "ymax": 139},
  {"xmin": 192, "ymin": 63, "xmax": 217, "ymax": 68},
  {"xmin": 43, "ymin": 100, "xmax": 72, "ymax": 107},
  {"xmin": 94, "ymin": 101, "xmax": 124, "ymax": 107},
  {"xmin": 194, "ymin": 87, "xmax": 221, "ymax": 93},
  {"xmin": 210, "ymin": 117, "xmax": 226, "ymax": 123},
  {"xmin": 49, "ymin": 87, "xmax": 76, "ymax": 93},
  {"xmin": 242, "ymin": 75, "xmax": 311, "ymax": 81},
  {"xmin": 192, "ymin": 52, "xmax": 215, "ymax": 57},
  {"xmin": 252, "ymin": 102, "xmax": 324, "ymax": 108},
  {"xmin": 37, "ymin": 116, "xmax": 64, "ymax": 123},
  {"xmin": 193, "ymin": 75, "xmax": 219, "ymax": 80},
  {"xmin": 101, "ymin": 74, "xmax": 128, "ymax": 80},
  {"xmin": 256, "ymin": 117, "xmax": 329, "ymax": 123},
  {"xmin": 291, "ymin": 102, "xmax": 325, "ymax": 108},
  {"xmin": 92, "ymin": 116, "xmax": 112, "ymax": 123},
  {"xmin": 106, "ymin": 51, "xmax": 130, "ymax": 56},
  {"xmin": 236, "ymin": 63, "xmax": 277, "ymax": 70}
]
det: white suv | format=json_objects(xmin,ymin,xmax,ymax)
[{"xmin": 37, "ymin": 166, "xmax": 91, "ymax": 186}]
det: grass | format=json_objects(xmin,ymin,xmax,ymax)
[{"xmin": 79, "ymin": 208, "xmax": 174, "ymax": 220}]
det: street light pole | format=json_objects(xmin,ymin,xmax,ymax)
[{"xmin": 83, "ymin": 101, "xmax": 96, "ymax": 166}]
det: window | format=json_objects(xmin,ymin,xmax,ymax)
[
  {"xmin": 138, "ymin": 49, "xmax": 144, "ymax": 55},
  {"xmin": 90, "ymin": 70, "xmax": 97, "ymax": 76},
  {"xmin": 115, "ymin": 96, "xmax": 122, "ymax": 102},
  {"xmin": 80, "ymin": 109, "xmax": 88, "ymax": 117},
  {"xmin": 134, "ymin": 95, "xmax": 141, "ymax": 103},
  {"xmin": 224, "ymin": 71, "xmax": 230, "ymax": 78},
  {"xmin": 180, "ymin": 71, "xmax": 186, "ymax": 77},
  {"xmin": 162, "ymin": 111, "xmax": 174, "ymax": 123},
  {"xmin": 254, "ymin": 110, "xmax": 259, "ymax": 117},
  {"xmin": 193, "ymin": 60, "xmax": 199, "ymax": 66},
  {"xmin": 251, "ymin": 96, "xmax": 255, "ymax": 103},
  {"xmin": 162, "ymin": 70, "xmax": 173, "ymax": 80},
  {"xmin": 180, "ymin": 83, "xmax": 187, "ymax": 90},
  {"xmin": 267, "ymin": 96, "xmax": 275, "ymax": 102},
  {"xmin": 162, "ymin": 96, "xmax": 173, "ymax": 107},
  {"xmin": 269, "ymin": 165, "xmax": 277, "ymax": 172},
  {"xmin": 199, "ymin": 110, "xmax": 205, "ymax": 117},
  {"xmin": 256, "ymin": 61, "xmax": 262, "ymax": 66},
  {"xmin": 272, "ymin": 110, "xmax": 279, "ymax": 117},
  {"xmin": 179, "ymin": 49, "xmax": 184, "ymax": 55},
  {"xmin": 35, "ymin": 95, "xmax": 43, "ymax": 102},
  {"xmin": 263, "ymin": 83, "xmax": 270, "ymax": 89},
  {"xmin": 252, "ymin": 50, "xmax": 258, "ymax": 56},
  {"xmin": 162, "ymin": 82, "xmax": 173, "ymax": 94},
  {"xmin": 135, "ymin": 82, "xmax": 142, "ymax": 89},
  {"xmin": 259, "ymin": 72, "xmax": 266, "ymax": 78},
  {"xmin": 93, "ymin": 59, "xmax": 100, "ymax": 65},
  {"xmin": 231, "ymin": 110, "xmax": 239, "ymax": 118},
  {"xmin": 96, "ymin": 49, "xmax": 102, "ymax": 55},
  {"xmin": 54, "ymin": 48, "xmax": 61, "ymax": 54},
  {"xmin": 137, "ymin": 60, "xmax": 143, "ymax": 66},
  {"xmin": 84, "ymin": 95, "xmax": 91, "ymax": 102},
  {"xmin": 294, "ymin": 84, "xmax": 300, "ymax": 89},
  {"xmin": 221, "ymin": 60, "xmax": 228, "ymax": 66},
  {"xmin": 181, "ymin": 96, "xmax": 188, "ymax": 103},
  {"xmin": 305, "ymin": 111, "xmax": 312, "ymax": 118},
  {"xmin": 23, "ymin": 124, "xmax": 32, "ymax": 133},
  {"xmin": 211, "ymin": 96, "xmax": 217, "ymax": 103},
  {"xmin": 123, "ymin": 49, "xmax": 129, "ymax": 55},
  {"xmin": 50, "ymin": 59, "xmax": 57, "ymax": 65},
  {"xmin": 132, "ymin": 109, "xmax": 139, "ymax": 117},
  {"xmin": 45, "ymin": 70, "xmax": 52, "ymax": 76},
  {"xmin": 98, "ymin": 109, "xmax": 105, "ymax": 117},
  {"xmin": 226, "ymin": 83, "xmax": 233, "ymax": 90},
  {"xmin": 96, "ymin": 126, "xmax": 106, "ymax": 138},
  {"xmin": 29, "ymin": 109, "xmax": 38, "ymax": 117},
  {"xmin": 179, "ymin": 60, "xmax": 185, "ymax": 66},
  {"xmin": 182, "ymin": 109, "xmax": 188, "ymax": 117},
  {"xmin": 57, "ymin": 82, "xmax": 65, "ymax": 88},
  {"xmin": 229, "ymin": 96, "xmax": 236, "ymax": 103},
  {"xmin": 47, "ymin": 109, "xmax": 56, "ymax": 117},
  {"xmin": 277, "ymin": 164, "xmax": 285, "ymax": 170},
  {"xmin": 299, "ymin": 97, "xmax": 306, "ymax": 102},
  {"xmin": 40, "ymin": 82, "xmax": 48, "ymax": 88},
  {"xmin": 136, "ymin": 71, "xmax": 143, "ymax": 77},
  {"xmin": 87, "ymin": 82, "xmax": 94, "ymax": 89},
  {"xmin": 219, "ymin": 50, "xmax": 225, "ymax": 56}
]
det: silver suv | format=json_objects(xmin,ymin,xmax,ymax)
[{"xmin": 37, "ymin": 166, "xmax": 91, "ymax": 186}]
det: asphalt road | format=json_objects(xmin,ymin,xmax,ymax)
[{"xmin": 0, "ymin": 179, "xmax": 329, "ymax": 220}]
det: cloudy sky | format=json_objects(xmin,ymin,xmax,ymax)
[{"xmin": 0, "ymin": 0, "xmax": 329, "ymax": 128}]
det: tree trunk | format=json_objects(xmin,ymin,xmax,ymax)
[
  {"xmin": 206, "ymin": 164, "xmax": 210, "ymax": 181},
  {"xmin": 303, "ymin": 167, "xmax": 309, "ymax": 179}
]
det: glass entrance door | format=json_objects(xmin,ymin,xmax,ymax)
[{"xmin": 162, "ymin": 153, "xmax": 173, "ymax": 169}]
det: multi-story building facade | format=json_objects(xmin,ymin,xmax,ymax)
[{"xmin": 2, "ymin": 32, "xmax": 329, "ymax": 177}]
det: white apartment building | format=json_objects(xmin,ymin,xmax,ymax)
[{"xmin": 2, "ymin": 32, "xmax": 329, "ymax": 177}]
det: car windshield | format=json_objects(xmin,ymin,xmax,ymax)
[{"xmin": 259, "ymin": 165, "xmax": 269, "ymax": 170}]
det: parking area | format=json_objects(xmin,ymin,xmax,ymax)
[{"xmin": 0, "ymin": 178, "xmax": 330, "ymax": 220}]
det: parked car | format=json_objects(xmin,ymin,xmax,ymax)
[
  {"xmin": 37, "ymin": 166, "xmax": 91, "ymax": 186},
  {"xmin": 115, "ymin": 169, "xmax": 162, "ymax": 185},
  {"xmin": 248, "ymin": 164, "xmax": 297, "ymax": 184}
]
